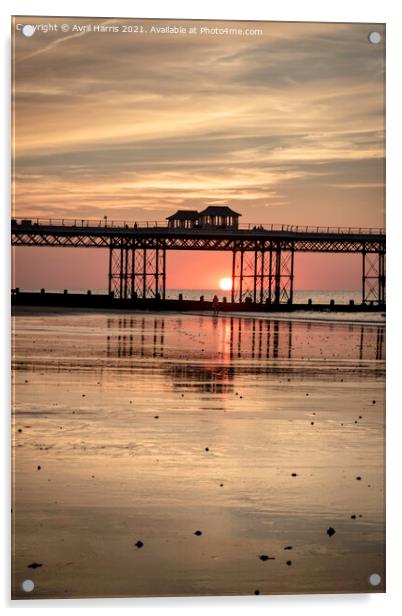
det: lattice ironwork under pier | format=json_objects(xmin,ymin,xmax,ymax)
[{"xmin": 108, "ymin": 240, "xmax": 166, "ymax": 300}]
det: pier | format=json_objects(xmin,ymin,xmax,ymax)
[{"xmin": 11, "ymin": 211, "xmax": 386, "ymax": 309}]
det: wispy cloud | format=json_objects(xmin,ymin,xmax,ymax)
[{"xmin": 13, "ymin": 18, "xmax": 385, "ymax": 226}]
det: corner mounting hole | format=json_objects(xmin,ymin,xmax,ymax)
[
  {"xmin": 369, "ymin": 573, "xmax": 381, "ymax": 586},
  {"xmin": 368, "ymin": 31, "xmax": 381, "ymax": 44},
  {"xmin": 22, "ymin": 25, "xmax": 35, "ymax": 37},
  {"xmin": 22, "ymin": 579, "xmax": 35, "ymax": 592}
]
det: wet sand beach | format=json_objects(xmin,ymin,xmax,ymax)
[{"xmin": 11, "ymin": 307, "xmax": 385, "ymax": 598}]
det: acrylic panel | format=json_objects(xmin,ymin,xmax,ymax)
[{"xmin": 11, "ymin": 16, "xmax": 385, "ymax": 599}]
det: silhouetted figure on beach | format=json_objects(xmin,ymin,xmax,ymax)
[{"xmin": 212, "ymin": 295, "xmax": 219, "ymax": 315}]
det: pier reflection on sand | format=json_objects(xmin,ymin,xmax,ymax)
[{"xmin": 12, "ymin": 309, "xmax": 385, "ymax": 598}]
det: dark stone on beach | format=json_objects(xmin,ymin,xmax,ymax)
[
  {"xmin": 356, "ymin": 476, "xmax": 362, "ymax": 480},
  {"xmin": 37, "ymin": 465, "xmax": 41, "ymax": 470},
  {"xmin": 194, "ymin": 530, "xmax": 202, "ymax": 536},
  {"xmin": 18, "ymin": 428, "xmax": 22, "ymax": 433},
  {"xmin": 220, "ymin": 483, "xmax": 224, "ymax": 487},
  {"xmin": 372, "ymin": 400, "xmax": 376, "ymax": 404},
  {"xmin": 134, "ymin": 541, "xmax": 144, "ymax": 548},
  {"xmin": 284, "ymin": 546, "xmax": 292, "ymax": 550},
  {"xmin": 154, "ymin": 416, "xmax": 159, "ymax": 419},
  {"xmin": 205, "ymin": 447, "xmax": 209, "ymax": 452},
  {"xmin": 359, "ymin": 415, "xmax": 362, "ymax": 419},
  {"xmin": 310, "ymin": 421, "xmax": 314, "ymax": 425},
  {"xmin": 291, "ymin": 473, "xmax": 297, "ymax": 477},
  {"xmin": 259, "ymin": 554, "xmax": 275, "ymax": 561},
  {"xmin": 28, "ymin": 563, "xmax": 42, "ymax": 569},
  {"xmin": 354, "ymin": 420, "xmax": 358, "ymax": 424},
  {"xmin": 25, "ymin": 380, "xmax": 28, "ymax": 383},
  {"xmin": 358, "ymin": 514, "xmax": 363, "ymax": 518},
  {"xmin": 286, "ymin": 560, "xmax": 292, "ymax": 566},
  {"xmin": 306, "ymin": 393, "xmax": 309, "ymax": 396},
  {"xmin": 351, "ymin": 514, "xmax": 356, "ymax": 519},
  {"xmin": 254, "ymin": 590, "xmax": 260, "ymax": 595},
  {"xmin": 327, "ymin": 527, "xmax": 336, "ymax": 537},
  {"xmin": 82, "ymin": 394, "xmax": 86, "ymax": 397}
]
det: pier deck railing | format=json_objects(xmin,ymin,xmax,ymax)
[{"xmin": 11, "ymin": 217, "xmax": 385, "ymax": 236}]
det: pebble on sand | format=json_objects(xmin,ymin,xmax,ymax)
[
  {"xmin": 327, "ymin": 527, "xmax": 336, "ymax": 537},
  {"xmin": 27, "ymin": 563, "xmax": 42, "ymax": 569},
  {"xmin": 351, "ymin": 514, "xmax": 356, "ymax": 519},
  {"xmin": 134, "ymin": 541, "xmax": 144, "ymax": 548},
  {"xmin": 286, "ymin": 560, "xmax": 292, "ymax": 566},
  {"xmin": 291, "ymin": 473, "xmax": 298, "ymax": 477},
  {"xmin": 18, "ymin": 428, "xmax": 22, "ymax": 433},
  {"xmin": 194, "ymin": 530, "xmax": 202, "ymax": 536},
  {"xmin": 220, "ymin": 483, "xmax": 224, "ymax": 487},
  {"xmin": 372, "ymin": 400, "xmax": 376, "ymax": 404},
  {"xmin": 37, "ymin": 465, "xmax": 41, "ymax": 470},
  {"xmin": 254, "ymin": 590, "xmax": 260, "ymax": 595},
  {"xmin": 310, "ymin": 421, "xmax": 314, "ymax": 425},
  {"xmin": 154, "ymin": 416, "xmax": 159, "ymax": 419},
  {"xmin": 356, "ymin": 476, "xmax": 362, "ymax": 480},
  {"xmin": 284, "ymin": 546, "xmax": 292, "ymax": 550},
  {"xmin": 259, "ymin": 555, "xmax": 275, "ymax": 561},
  {"xmin": 205, "ymin": 447, "xmax": 209, "ymax": 452}
]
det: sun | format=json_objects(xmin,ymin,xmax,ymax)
[{"xmin": 219, "ymin": 277, "xmax": 232, "ymax": 291}]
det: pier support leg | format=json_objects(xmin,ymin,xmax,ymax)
[
  {"xmin": 108, "ymin": 243, "xmax": 113, "ymax": 294},
  {"xmin": 162, "ymin": 249, "xmax": 166, "ymax": 300},
  {"xmin": 274, "ymin": 246, "xmax": 281, "ymax": 305},
  {"xmin": 253, "ymin": 242, "xmax": 258, "ymax": 303},
  {"xmin": 273, "ymin": 244, "xmax": 294, "ymax": 305},
  {"xmin": 362, "ymin": 250, "xmax": 386, "ymax": 305},
  {"xmin": 268, "ymin": 246, "xmax": 273, "ymax": 304},
  {"xmin": 232, "ymin": 243, "xmax": 272, "ymax": 304},
  {"xmin": 108, "ymin": 243, "xmax": 166, "ymax": 299},
  {"xmin": 231, "ymin": 250, "xmax": 236, "ymax": 303},
  {"xmin": 239, "ymin": 250, "xmax": 244, "ymax": 302}
]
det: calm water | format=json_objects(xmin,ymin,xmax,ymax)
[{"xmin": 12, "ymin": 308, "xmax": 385, "ymax": 598}]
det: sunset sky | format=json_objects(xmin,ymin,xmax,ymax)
[{"xmin": 12, "ymin": 17, "xmax": 385, "ymax": 290}]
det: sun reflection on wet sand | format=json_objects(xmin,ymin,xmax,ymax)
[{"xmin": 12, "ymin": 308, "xmax": 385, "ymax": 598}]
